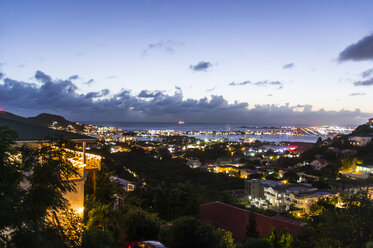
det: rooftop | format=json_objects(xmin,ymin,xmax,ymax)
[{"xmin": 199, "ymin": 201, "xmax": 306, "ymax": 242}]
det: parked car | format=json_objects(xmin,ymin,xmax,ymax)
[{"xmin": 125, "ymin": 241, "xmax": 166, "ymax": 248}]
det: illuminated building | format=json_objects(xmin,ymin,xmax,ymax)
[
  {"xmin": 285, "ymin": 191, "xmax": 335, "ymax": 214},
  {"xmin": 0, "ymin": 117, "xmax": 101, "ymax": 217},
  {"xmin": 355, "ymin": 164, "xmax": 373, "ymax": 175},
  {"xmin": 368, "ymin": 118, "xmax": 373, "ymax": 126},
  {"xmin": 349, "ymin": 134, "xmax": 373, "ymax": 147},
  {"xmin": 110, "ymin": 175, "xmax": 135, "ymax": 192}
]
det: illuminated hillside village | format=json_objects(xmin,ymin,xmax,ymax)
[{"xmin": 1, "ymin": 111, "xmax": 372, "ymax": 247}]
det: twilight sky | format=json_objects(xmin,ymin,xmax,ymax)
[{"xmin": 0, "ymin": 0, "xmax": 373, "ymax": 125}]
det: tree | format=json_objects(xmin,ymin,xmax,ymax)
[
  {"xmin": 265, "ymin": 228, "xmax": 277, "ymax": 247},
  {"xmin": 160, "ymin": 216, "xmax": 220, "ymax": 248},
  {"xmin": 309, "ymin": 197, "xmax": 337, "ymax": 216},
  {"xmin": 265, "ymin": 228, "xmax": 293, "ymax": 248},
  {"xmin": 278, "ymin": 229, "xmax": 293, "ymax": 248},
  {"xmin": 315, "ymin": 137, "xmax": 323, "ymax": 147},
  {"xmin": 266, "ymin": 172, "xmax": 279, "ymax": 181},
  {"xmin": 283, "ymin": 171, "xmax": 300, "ymax": 184},
  {"xmin": 81, "ymin": 228, "xmax": 115, "ymax": 248},
  {"xmin": 340, "ymin": 157, "xmax": 362, "ymax": 172},
  {"xmin": 152, "ymin": 182, "xmax": 200, "ymax": 220},
  {"xmin": 0, "ymin": 126, "xmax": 82, "ymax": 247},
  {"xmin": 237, "ymin": 238, "xmax": 271, "ymax": 248},
  {"xmin": 85, "ymin": 166, "xmax": 122, "ymax": 205},
  {"xmin": 86, "ymin": 204, "xmax": 113, "ymax": 231},
  {"xmin": 246, "ymin": 212, "xmax": 258, "ymax": 238},
  {"xmin": 216, "ymin": 228, "xmax": 236, "ymax": 248},
  {"xmin": 119, "ymin": 208, "xmax": 160, "ymax": 243},
  {"xmin": 0, "ymin": 126, "xmax": 24, "ymax": 244},
  {"xmin": 299, "ymin": 192, "xmax": 373, "ymax": 248}
]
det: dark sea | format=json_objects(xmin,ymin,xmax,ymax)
[{"xmin": 86, "ymin": 121, "xmax": 327, "ymax": 143}]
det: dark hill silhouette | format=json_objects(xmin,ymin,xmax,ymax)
[
  {"xmin": 0, "ymin": 111, "xmax": 91, "ymax": 141},
  {"xmin": 0, "ymin": 111, "xmax": 82, "ymax": 130},
  {"xmin": 28, "ymin": 113, "xmax": 77, "ymax": 128}
]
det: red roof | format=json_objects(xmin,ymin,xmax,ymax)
[{"xmin": 199, "ymin": 202, "xmax": 306, "ymax": 243}]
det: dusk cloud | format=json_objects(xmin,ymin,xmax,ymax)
[
  {"xmin": 338, "ymin": 33, "xmax": 373, "ymax": 62},
  {"xmin": 84, "ymin": 79, "xmax": 94, "ymax": 86},
  {"xmin": 68, "ymin": 75, "xmax": 79, "ymax": 80},
  {"xmin": 354, "ymin": 77, "xmax": 373, "ymax": 86},
  {"xmin": 229, "ymin": 80, "xmax": 283, "ymax": 89},
  {"xmin": 143, "ymin": 40, "xmax": 184, "ymax": 55},
  {"xmin": 349, "ymin": 92, "xmax": 366, "ymax": 96},
  {"xmin": 0, "ymin": 71, "xmax": 369, "ymax": 125},
  {"xmin": 190, "ymin": 61, "xmax": 213, "ymax": 72},
  {"xmin": 361, "ymin": 68, "xmax": 373, "ymax": 78},
  {"xmin": 283, "ymin": 63, "xmax": 295, "ymax": 69},
  {"xmin": 206, "ymin": 87, "xmax": 216, "ymax": 93},
  {"xmin": 138, "ymin": 90, "xmax": 165, "ymax": 98},
  {"xmin": 85, "ymin": 89, "xmax": 110, "ymax": 99}
]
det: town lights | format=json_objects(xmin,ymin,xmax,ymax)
[{"xmin": 289, "ymin": 146, "xmax": 297, "ymax": 152}]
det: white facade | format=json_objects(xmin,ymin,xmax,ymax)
[
  {"xmin": 310, "ymin": 159, "xmax": 328, "ymax": 170},
  {"xmin": 349, "ymin": 135, "xmax": 373, "ymax": 147}
]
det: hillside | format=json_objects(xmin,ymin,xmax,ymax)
[
  {"xmin": 0, "ymin": 111, "xmax": 93, "ymax": 141},
  {"xmin": 0, "ymin": 111, "xmax": 83, "ymax": 130}
]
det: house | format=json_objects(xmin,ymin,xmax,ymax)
[
  {"xmin": 285, "ymin": 191, "xmax": 336, "ymax": 214},
  {"xmin": 245, "ymin": 179, "xmax": 326, "ymax": 213},
  {"xmin": 355, "ymin": 164, "xmax": 373, "ymax": 175},
  {"xmin": 0, "ymin": 116, "xmax": 101, "ymax": 217},
  {"xmin": 368, "ymin": 118, "xmax": 373, "ymax": 126},
  {"xmin": 264, "ymin": 184, "xmax": 316, "ymax": 209},
  {"xmin": 349, "ymin": 134, "xmax": 373, "ymax": 147},
  {"xmin": 335, "ymin": 183, "xmax": 373, "ymax": 200},
  {"xmin": 110, "ymin": 175, "xmax": 135, "ymax": 192},
  {"xmin": 244, "ymin": 179, "xmax": 281, "ymax": 205},
  {"xmin": 199, "ymin": 202, "xmax": 306, "ymax": 242},
  {"xmin": 310, "ymin": 159, "xmax": 328, "ymax": 170}
]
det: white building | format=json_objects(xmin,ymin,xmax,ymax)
[
  {"xmin": 284, "ymin": 191, "xmax": 335, "ymax": 214},
  {"xmin": 355, "ymin": 165, "xmax": 373, "ymax": 175},
  {"xmin": 263, "ymin": 184, "xmax": 315, "ymax": 209},
  {"xmin": 310, "ymin": 159, "xmax": 328, "ymax": 170},
  {"xmin": 349, "ymin": 134, "xmax": 373, "ymax": 147}
]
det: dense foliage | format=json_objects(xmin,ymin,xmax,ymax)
[
  {"xmin": 298, "ymin": 192, "xmax": 373, "ymax": 248},
  {"xmin": 0, "ymin": 126, "xmax": 81, "ymax": 247}
]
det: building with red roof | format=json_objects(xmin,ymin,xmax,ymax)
[{"xmin": 199, "ymin": 201, "xmax": 306, "ymax": 243}]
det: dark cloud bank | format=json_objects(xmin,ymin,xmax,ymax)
[
  {"xmin": 0, "ymin": 71, "xmax": 370, "ymax": 125},
  {"xmin": 338, "ymin": 33, "xmax": 373, "ymax": 62}
]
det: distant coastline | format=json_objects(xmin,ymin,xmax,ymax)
[{"xmin": 81, "ymin": 121, "xmax": 332, "ymax": 144}]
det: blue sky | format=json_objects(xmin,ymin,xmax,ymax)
[{"xmin": 0, "ymin": 0, "xmax": 373, "ymax": 124}]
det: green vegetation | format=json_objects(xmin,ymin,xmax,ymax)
[
  {"xmin": 298, "ymin": 192, "xmax": 373, "ymax": 248},
  {"xmin": 160, "ymin": 216, "xmax": 235, "ymax": 248},
  {"xmin": 0, "ymin": 126, "xmax": 81, "ymax": 247},
  {"xmin": 2, "ymin": 121, "xmax": 373, "ymax": 248}
]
